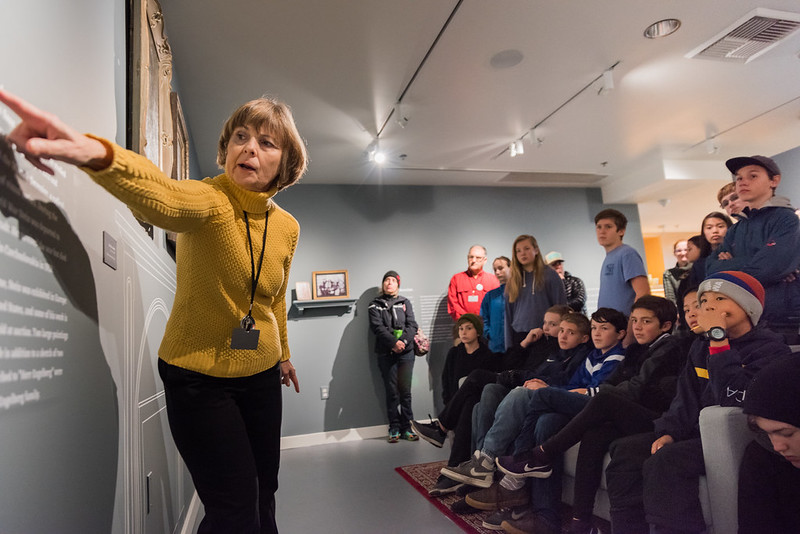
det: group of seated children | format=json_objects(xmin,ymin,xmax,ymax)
[{"xmin": 414, "ymin": 270, "xmax": 795, "ymax": 534}]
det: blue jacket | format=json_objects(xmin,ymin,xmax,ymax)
[
  {"xmin": 480, "ymin": 284, "xmax": 506, "ymax": 352},
  {"xmin": 706, "ymin": 196, "xmax": 800, "ymax": 324},
  {"xmin": 562, "ymin": 342, "xmax": 625, "ymax": 390},
  {"xmin": 653, "ymin": 327, "xmax": 791, "ymax": 441}
]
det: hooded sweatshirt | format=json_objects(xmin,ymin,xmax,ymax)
[
  {"xmin": 653, "ymin": 327, "xmax": 791, "ymax": 442},
  {"xmin": 706, "ymin": 195, "xmax": 800, "ymax": 324}
]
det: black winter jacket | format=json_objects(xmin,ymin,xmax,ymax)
[{"xmin": 368, "ymin": 294, "xmax": 418, "ymax": 354}]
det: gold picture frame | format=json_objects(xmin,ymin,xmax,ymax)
[{"xmin": 312, "ymin": 270, "xmax": 350, "ymax": 300}]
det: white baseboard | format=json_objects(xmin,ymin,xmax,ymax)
[{"xmin": 280, "ymin": 424, "xmax": 388, "ymax": 450}]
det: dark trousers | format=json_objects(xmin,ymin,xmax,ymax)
[
  {"xmin": 540, "ymin": 391, "xmax": 659, "ymax": 521},
  {"xmin": 159, "ymin": 359, "xmax": 282, "ymax": 534},
  {"xmin": 378, "ymin": 351, "xmax": 415, "ymax": 432},
  {"xmin": 438, "ymin": 368, "xmax": 497, "ymax": 466},
  {"xmin": 606, "ymin": 432, "xmax": 706, "ymax": 534},
  {"xmin": 643, "ymin": 438, "xmax": 706, "ymax": 533}
]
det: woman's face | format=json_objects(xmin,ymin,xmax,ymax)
[
  {"xmin": 225, "ymin": 123, "xmax": 283, "ymax": 192},
  {"xmin": 703, "ymin": 217, "xmax": 728, "ymax": 247},
  {"xmin": 686, "ymin": 241, "xmax": 701, "ymax": 263},
  {"xmin": 682, "ymin": 291, "xmax": 700, "ymax": 331},
  {"xmin": 515, "ymin": 239, "xmax": 538, "ymax": 269},
  {"xmin": 458, "ymin": 322, "xmax": 479, "ymax": 344}
]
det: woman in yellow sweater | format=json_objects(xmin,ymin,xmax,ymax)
[{"xmin": 0, "ymin": 89, "xmax": 307, "ymax": 534}]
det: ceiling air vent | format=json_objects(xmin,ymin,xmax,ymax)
[{"xmin": 686, "ymin": 8, "xmax": 800, "ymax": 63}]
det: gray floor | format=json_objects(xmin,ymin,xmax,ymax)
[
  {"xmin": 276, "ymin": 437, "xmax": 463, "ymax": 533},
  {"xmin": 190, "ymin": 437, "xmax": 465, "ymax": 533}
]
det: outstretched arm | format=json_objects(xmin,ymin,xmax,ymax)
[{"xmin": 0, "ymin": 89, "xmax": 109, "ymax": 173}]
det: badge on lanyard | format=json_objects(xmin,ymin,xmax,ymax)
[{"xmin": 231, "ymin": 211, "xmax": 268, "ymax": 350}]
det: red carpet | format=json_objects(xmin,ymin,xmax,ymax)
[
  {"xmin": 396, "ymin": 460, "xmax": 611, "ymax": 533},
  {"xmin": 395, "ymin": 460, "xmax": 497, "ymax": 533}
]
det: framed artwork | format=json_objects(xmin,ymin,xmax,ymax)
[
  {"xmin": 312, "ymin": 270, "xmax": 350, "ymax": 300},
  {"xmin": 128, "ymin": 0, "xmax": 174, "ymax": 240}
]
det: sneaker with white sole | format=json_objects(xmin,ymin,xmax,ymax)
[
  {"xmin": 411, "ymin": 419, "xmax": 447, "ymax": 448},
  {"xmin": 482, "ymin": 506, "xmax": 531, "ymax": 531},
  {"xmin": 465, "ymin": 481, "xmax": 529, "ymax": 511},
  {"xmin": 496, "ymin": 450, "xmax": 552, "ymax": 479},
  {"xmin": 440, "ymin": 451, "xmax": 495, "ymax": 488},
  {"xmin": 428, "ymin": 474, "xmax": 464, "ymax": 497}
]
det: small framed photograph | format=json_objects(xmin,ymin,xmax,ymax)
[{"xmin": 312, "ymin": 270, "xmax": 349, "ymax": 299}]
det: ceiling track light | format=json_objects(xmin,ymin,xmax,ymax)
[
  {"xmin": 494, "ymin": 60, "xmax": 620, "ymax": 159},
  {"xmin": 509, "ymin": 139, "xmax": 524, "ymax": 157},
  {"xmin": 532, "ymin": 127, "xmax": 544, "ymax": 147},
  {"xmin": 367, "ymin": 139, "xmax": 387, "ymax": 165},
  {"xmin": 394, "ymin": 101, "xmax": 408, "ymax": 128},
  {"xmin": 598, "ymin": 69, "xmax": 615, "ymax": 96},
  {"xmin": 705, "ymin": 137, "xmax": 719, "ymax": 154}
]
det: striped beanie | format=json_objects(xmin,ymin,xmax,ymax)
[{"xmin": 698, "ymin": 271, "xmax": 764, "ymax": 326}]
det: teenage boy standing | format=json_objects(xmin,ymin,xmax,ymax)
[
  {"xmin": 595, "ymin": 209, "xmax": 650, "ymax": 315},
  {"xmin": 707, "ymin": 156, "xmax": 800, "ymax": 336},
  {"xmin": 604, "ymin": 271, "xmax": 791, "ymax": 534}
]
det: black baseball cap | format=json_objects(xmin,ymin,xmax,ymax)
[{"xmin": 725, "ymin": 155, "xmax": 781, "ymax": 176}]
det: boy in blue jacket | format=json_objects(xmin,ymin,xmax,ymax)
[
  {"xmin": 706, "ymin": 155, "xmax": 800, "ymax": 336},
  {"xmin": 440, "ymin": 309, "xmax": 625, "ymax": 489},
  {"xmin": 605, "ymin": 271, "xmax": 792, "ymax": 534}
]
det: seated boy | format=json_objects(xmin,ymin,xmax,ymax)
[
  {"xmin": 412, "ymin": 305, "xmax": 573, "ymax": 496},
  {"xmin": 440, "ymin": 310, "xmax": 624, "ymax": 492},
  {"xmin": 707, "ymin": 155, "xmax": 800, "ymax": 336},
  {"xmin": 604, "ymin": 271, "xmax": 791, "ymax": 534},
  {"xmin": 495, "ymin": 295, "xmax": 690, "ymax": 534},
  {"xmin": 739, "ymin": 355, "xmax": 800, "ymax": 534}
]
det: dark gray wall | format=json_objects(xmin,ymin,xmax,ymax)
[{"xmin": 276, "ymin": 184, "xmax": 645, "ymax": 436}]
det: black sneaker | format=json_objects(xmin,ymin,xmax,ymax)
[
  {"xmin": 411, "ymin": 418, "xmax": 447, "ymax": 448},
  {"xmin": 428, "ymin": 474, "xmax": 464, "ymax": 497},
  {"xmin": 496, "ymin": 449, "xmax": 552, "ymax": 479},
  {"xmin": 449, "ymin": 497, "xmax": 479, "ymax": 515},
  {"xmin": 482, "ymin": 506, "xmax": 530, "ymax": 531}
]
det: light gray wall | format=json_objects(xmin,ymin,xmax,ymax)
[
  {"xmin": 0, "ymin": 1, "xmax": 193, "ymax": 533},
  {"xmin": 276, "ymin": 184, "xmax": 645, "ymax": 436}
]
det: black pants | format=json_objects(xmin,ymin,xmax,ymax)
[
  {"xmin": 438, "ymin": 368, "xmax": 497, "ymax": 466},
  {"xmin": 159, "ymin": 359, "xmax": 282, "ymax": 534},
  {"xmin": 540, "ymin": 391, "xmax": 659, "ymax": 522},
  {"xmin": 377, "ymin": 351, "xmax": 415, "ymax": 432},
  {"xmin": 606, "ymin": 432, "xmax": 706, "ymax": 534}
]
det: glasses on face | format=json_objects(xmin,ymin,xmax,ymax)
[
  {"xmin": 720, "ymin": 194, "xmax": 739, "ymax": 209},
  {"xmin": 468, "ymin": 255, "xmax": 486, "ymax": 261}
]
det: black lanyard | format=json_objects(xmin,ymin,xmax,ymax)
[{"xmin": 241, "ymin": 211, "xmax": 268, "ymax": 331}]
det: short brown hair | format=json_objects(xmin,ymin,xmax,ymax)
[
  {"xmin": 594, "ymin": 209, "xmax": 627, "ymax": 231},
  {"xmin": 561, "ymin": 312, "xmax": 591, "ymax": 336},
  {"xmin": 717, "ymin": 182, "xmax": 735, "ymax": 204},
  {"xmin": 217, "ymin": 97, "xmax": 308, "ymax": 191}
]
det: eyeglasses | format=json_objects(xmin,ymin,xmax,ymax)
[{"xmin": 720, "ymin": 194, "xmax": 739, "ymax": 209}]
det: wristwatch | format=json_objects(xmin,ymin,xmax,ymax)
[{"xmin": 706, "ymin": 326, "xmax": 727, "ymax": 341}]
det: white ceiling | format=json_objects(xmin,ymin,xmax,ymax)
[{"xmin": 158, "ymin": 0, "xmax": 800, "ymax": 234}]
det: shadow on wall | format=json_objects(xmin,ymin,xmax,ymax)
[
  {"xmin": 323, "ymin": 288, "xmax": 387, "ymax": 434},
  {"xmin": 334, "ymin": 185, "xmax": 436, "ymax": 223},
  {"xmin": 422, "ymin": 296, "xmax": 454, "ymax": 417}
]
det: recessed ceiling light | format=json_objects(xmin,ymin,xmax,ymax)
[
  {"xmin": 644, "ymin": 19, "xmax": 681, "ymax": 39},
  {"xmin": 490, "ymin": 49, "xmax": 524, "ymax": 69}
]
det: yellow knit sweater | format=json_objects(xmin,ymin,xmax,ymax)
[{"xmin": 83, "ymin": 139, "xmax": 298, "ymax": 377}]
